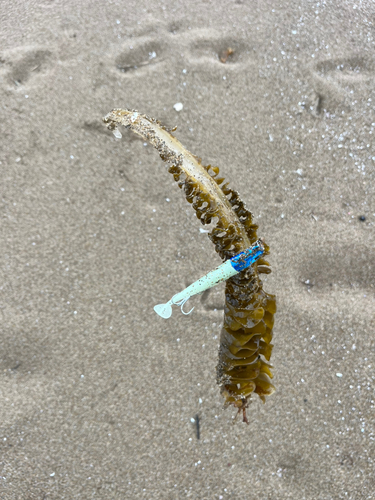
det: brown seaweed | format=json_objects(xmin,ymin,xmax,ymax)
[{"xmin": 103, "ymin": 108, "xmax": 276, "ymax": 423}]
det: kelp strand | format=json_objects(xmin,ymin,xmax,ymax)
[{"xmin": 103, "ymin": 109, "xmax": 276, "ymax": 423}]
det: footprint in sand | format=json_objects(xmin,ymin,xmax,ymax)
[
  {"xmin": 186, "ymin": 30, "xmax": 248, "ymax": 66},
  {"xmin": 0, "ymin": 46, "xmax": 53, "ymax": 88},
  {"xmin": 110, "ymin": 25, "xmax": 249, "ymax": 78},
  {"xmin": 315, "ymin": 56, "xmax": 374, "ymax": 85},
  {"xmin": 0, "ymin": 330, "xmax": 53, "ymax": 426},
  {"xmin": 310, "ymin": 55, "xmax": 375, "ymax": 110},
  {"xmin": 114, "ymin": 38, "xmax": 167, "ymax": 74},
  {"xmin": 299, "ymin": 242, "xmax": 374, "ymax": 292}
]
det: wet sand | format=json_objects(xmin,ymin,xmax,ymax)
[{"xmin": 1, "ymin": 1, "xmax": 374, "ymax": 498}]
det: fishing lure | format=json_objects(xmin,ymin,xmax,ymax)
[
  {"xmin": 103, "ymin": 109, "xmax": 276, "ymax": 423},
  {"xmin": 154, "ymin": 240, "xmax": 265, "ymax": 319}
]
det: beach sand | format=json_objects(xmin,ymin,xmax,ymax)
[{"xmin": 1, "ymin": 1, "xmax": 374, "ymax": 498}]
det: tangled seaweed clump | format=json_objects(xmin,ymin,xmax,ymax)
[{"xmin": 103, "ymin": 109, "xmax": 276, "ymax": 423}]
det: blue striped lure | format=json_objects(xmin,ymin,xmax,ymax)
[{"xmin": 154, "ymin": 239, "xmax": 265, "ymax": 319}]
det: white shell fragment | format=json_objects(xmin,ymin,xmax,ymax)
[
  {"xmin": 130, "ymin": 112, "xmax": 139, "ymax": 122},
  {"xmin": 173, "ymin": 102, "xmax": 183, "ymax": 112},
  {"xmin": 112, "ymin": 128, "xmax": 122, "ymax": 139}
]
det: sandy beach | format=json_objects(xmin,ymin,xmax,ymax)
[{"xmin": 1, "ymin": 1, "xmax": 374, "ymax": 498}]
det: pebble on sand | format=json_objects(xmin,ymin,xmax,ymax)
[{"xmin": 173, "ymin": 102, "xmax": 183, "ymax": 112}]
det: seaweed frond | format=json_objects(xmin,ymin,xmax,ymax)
[
  {"xmin": 103, "ymin": 108, "xmax": 276, "ymax": 420},
  {"xmin": 103, "ymin": 108, "xmax": 256, "ymax": 260}
]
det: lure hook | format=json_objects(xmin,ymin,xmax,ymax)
[{"xmin": 172, "ymin": 296, "xmax": 195, "ymax": 316}]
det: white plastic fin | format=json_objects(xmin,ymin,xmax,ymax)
[{"xmin": 154, "ymin": 301, "xmax": 173, "ymax": 319}]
